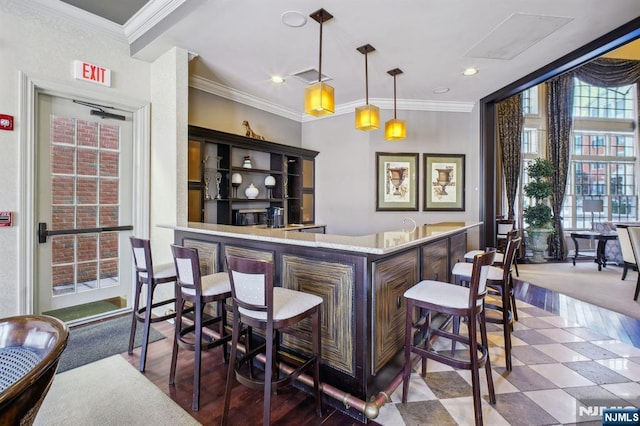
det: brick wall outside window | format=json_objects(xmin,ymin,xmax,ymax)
[{"xmin": 49, "ymin": 115, "xmax": 121, "ymax": 290}]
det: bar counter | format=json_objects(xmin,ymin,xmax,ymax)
[{"xmin": 164, "ymin": 221, "xmax": 481, "ymax": 421}]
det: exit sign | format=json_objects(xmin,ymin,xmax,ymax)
[{"xmin": 73, "ymin": 60, "xmax": 111, "ymax": 87}]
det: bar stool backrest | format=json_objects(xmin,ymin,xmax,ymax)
[
  {"xmin": 130, "ymin": 237, "xmax": 154, "ymax": 281},
  {"xmin": 469, "ymin": 250, "xmax": 496, "ymax": 308},
  {"xmin": 171, "ymin": 245, "xmax": 203, "ymax": 297},
  {"xmin": 226, "ymin": 256, "xmax": 272, "ymax": 317}
]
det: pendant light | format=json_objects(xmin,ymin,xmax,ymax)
[
  {"xmin": 385, "ymin": 68, "xmax": 406, "ymax": 141},
  {"xmin": 305, "ymin": 9, "xmax": 335, "ymax": 117},
  {"xmin": 355, "ymin": 44, "xmax": 380, "ymax": 131}
]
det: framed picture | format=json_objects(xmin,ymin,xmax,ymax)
[
  {"xmin": 424, "ymin": 153, "xmax": 465, "ymax": 211},
  {"xmin": 376, "ymin": 152, "xmax": 419, "ymax": 211}
]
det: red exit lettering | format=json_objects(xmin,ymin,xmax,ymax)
[
  {"xmin": 82, "ymin": 63, "xmax": 107, "ymax": 83},
  {"xmin": 73, "ymin": 60, "xmax": 112, "ymax": 87}
]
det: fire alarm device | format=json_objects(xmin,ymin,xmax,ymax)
[
  {"xmin": 0, "ymin": 212, "xmax": 12, "ymax": 227},
  {"xmin": 0, "ymin": 115, "xmax": 14, "ymax": 131}
]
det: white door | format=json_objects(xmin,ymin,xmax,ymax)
[{"xmin": 35, "ymin": 93, "xmax": 134, "ymax": 320}]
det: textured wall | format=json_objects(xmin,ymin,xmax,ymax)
[{"xmin": 0, "ymin": 1, "xmax": 151, "ymax": 316}]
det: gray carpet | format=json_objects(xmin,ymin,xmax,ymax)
[
  {"xmin": 57, "ymin": 315, "xmax": 165, "ymax": 373},
  {"xmin": 36, "ymin": 355, "xmax": 200, "ymax": 426},
  {"xmin": 516, "ymin": 261, "xmax": 640, "ymax": 319}
]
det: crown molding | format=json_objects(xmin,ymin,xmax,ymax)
[
  {"xmin": 189, "ymin": 75, "xmax": 303, "ymax": 122},
  {"xmin": 190, "ymin": 75, "xmax": 475, "ymax": 123},
  {"xmin": 338, "ymin": 98, "xmax": 475, "ymax": 113},
  {"xmin": 25, "ymin": 0, "xmax": 126, "ymax": 41},
  {"xmin": 124, "ymin": 0, "xmax": 186, "ymax": 43}
]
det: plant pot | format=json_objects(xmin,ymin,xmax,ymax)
[{"xmin": 527, "ymin": 228, "xmax": 553, "ymax": 263}]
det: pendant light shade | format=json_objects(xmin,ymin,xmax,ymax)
[
  {"xmin": 355, "ymin": 44, "xmax": 379, "ymax": 131},
  {"xmin": 355, "ymin": 104, "xmax": 380, "ymax": 130},
  {"xmin": 385, "ymin": 68, "xmax": 406, "ymax": 141},
  {"xmin": 305, "ymin": 82, "xmax": 334, "ymax": 117},
  {"xmin": 305, "ymin": 9, "xmax": 335, "ymax": 117}
]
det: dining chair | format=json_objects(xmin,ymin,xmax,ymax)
[
  {"xmin": 617, "ymin": 225, "xmax": 637, "ymax": 281},
  {"xmin": 0, "ymin": 315, "xmax": 68, "ymax": 425},
  {"xmin": 624, "ymin": 226, "xmax": 640, "ymax": 301}
]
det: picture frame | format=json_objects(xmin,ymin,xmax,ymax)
[
  {"xmin": 376, "ymin": 152, "xmax": 419, "ymax": 211},
  {"xmin": 423, "ymin": 153, "xmax": 465, "ymax": 211}
]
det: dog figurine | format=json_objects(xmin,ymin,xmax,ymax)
[{"xmin": 242, "ymin": 120, "xmax": 265, "ymax": 140}]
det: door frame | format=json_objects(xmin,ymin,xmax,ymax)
[{"xmin": 18, "ymin": 72, "xmax": 151, "ymax": 315}]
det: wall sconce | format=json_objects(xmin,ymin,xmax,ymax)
[
  {"xmin": 355, "ymin": 44, "xmax": 379, "ymax": 131},
  {"xmin": 304, "ymin": 8, "xmax": 335, "ymax": 117},
  {"xmin": 385, "ymin": 68, "xmax": 406, "ymax": 141}
]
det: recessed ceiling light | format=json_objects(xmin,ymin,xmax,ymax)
[
  {"xmin": 271, "ymin": 75, "xmax": 285, "ymax": 84},
  {"xmin": 463, "ymin": 67, "xmax": 479, "ymax": 76},
  {"xmin": 281, "ymin": 11, "xmax": 307, "ymax": 28},
  {"xmin": 433, "ymin": 87, "xmax": 450, "ymax": 94}
]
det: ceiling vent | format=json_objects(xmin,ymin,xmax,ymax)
[
  {"xmin": 465, "ymin": 13, "xmax": 573, "ymax": 60},
  {"xmin": 290, "ymin": 68, "xmax": 333, "ymax": 85}
]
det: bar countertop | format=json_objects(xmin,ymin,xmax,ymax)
[{"xmin": 162, "ymin": 221, "xmax": 482, "ymax": 255}]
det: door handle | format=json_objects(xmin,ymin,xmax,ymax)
[{"xmin": 38, "ymin": 222, "xmax": 133, "ymax": 243}]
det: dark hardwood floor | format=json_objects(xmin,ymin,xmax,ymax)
[
  {"xmin": 123, "ymin": 320, "xmax": 369, "ymax": 426},
  {"xmin": 124, "ymin": 280, "xmax": 640, "ymax": 425}
]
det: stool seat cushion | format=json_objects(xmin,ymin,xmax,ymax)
[
  {"xmin": 404, "ymin": 280, "xmax": 478, "ymax": 309},
  {"xmin": 239, "ymin": 288, "xmax": 322, "ymax": 321},
  {"xmin": 464, "ymin": 249, "xmax": 485, "ymax": 261},
  {"xmin": 180, "ymin": 272, "xmax": 230, "ymax": 297},
  {"xmin": 138, "ymin": 263, "xmax": 176, "ymax": 280},
  {"xmin": 452, "ymin": 262, "xmax": 503, "ymax": 281},
  {"xmin": 464, "ymin": 250, "xmax": 504, "ymax": 263}
]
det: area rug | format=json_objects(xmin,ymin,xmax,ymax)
[
  {"xmin": 57, "ymin": 315, "xmax": 165, "ymax": 373},
  {"xmin": 35, "ymin": 355, "xmax": 200, "ymax": 426},
  {"xmin": 515, "ymin": 261, "xmax": 640, "ymax": 319}
]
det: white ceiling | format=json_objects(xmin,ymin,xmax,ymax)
[{"xmin": 37, "ymin": 1, "xmax": 640, "ymax": 120}]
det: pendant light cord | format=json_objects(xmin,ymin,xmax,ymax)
[
  {"xmin": 365, "ymin": 53, "xmax": 369, "ymax": 105},
  {"xmin": 393, "ymin": 75, "xmax": 397, "ymax": 119},
  {"xmin": 318, "ymin": 16, "xmax": 323, "ymax": 82}
]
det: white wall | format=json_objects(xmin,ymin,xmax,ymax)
[
  {"xmin": 187, "ymin": 90, "xmax": 482, "ymax": 247},
  {"xmin": 303, "ymin": 108, "xmax": 481, "ymax": 237},
  {"xmin": 188, "ymin": 88, "xmax": 302, "ymax": 145},
  {"xmin": 0, "ymin": 2, "xmax": 151, "ymax": 316},
  {"xmin": 149, "ymin": 48, "xmax": 189, "ymax": 265}
]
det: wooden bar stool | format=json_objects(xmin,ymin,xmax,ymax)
[
  {"xmin": 464, "ymin": 229, "xmax": 520, "ymax": 277},
  {"xmin": 463, "ymin": 229, "xmax": 520, "ymax": 320},
  {"xmin": 129, "ymin": 237, "xmax": 177, "ymax": 372},
  {"xmin": 403, "ymin": 251, "xmax": 496, "ymax": 426},
  {"xmin": 452, "ymin": 236, "xmax": 521, "ymax": 370},
  {"xmin": 170, "ymin": 244, "xmax": 233, "ymax": 411},
  {"xmin": 222, "ymin": 256, "xmax": 322, "ymax": 426}
]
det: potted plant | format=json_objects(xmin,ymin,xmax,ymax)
[{"xmin": 523, "ymin": 158, "xmax": 555, "ymax": 263}]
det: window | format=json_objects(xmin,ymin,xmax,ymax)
[
  {"xmin": 563, "ymin": 78, "xmax": 637, "ymax": 229},
  {"xmin": 517, "ymin": 80, "xmax": 638, "ymax": 230},
  {"xmin": 573, "ymin": 80, "xmax": 634, "ymax": 119},
  {"xmin": 522, "ymin": 86, "xmax": 539, "ymax": 115}
]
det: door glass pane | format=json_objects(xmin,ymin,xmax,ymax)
[
  {"xmin": 303, "ymin": 159, "xmax": 314, "ymax": 189},
  {"xmin": 302, "ymin": 193, "xmax": 314, "ymax": 223},
  {"xmin": 49, "ymin": 114, "xmax": 121, "ymax": 297}
]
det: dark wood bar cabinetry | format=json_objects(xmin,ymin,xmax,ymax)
[
  {"xmin": 167, "ymin": 221, "xmax": 477, "ymax": 422},
  {"xmin": 187, "ymin": 125, "xmax": 319, "ymax": 226}
]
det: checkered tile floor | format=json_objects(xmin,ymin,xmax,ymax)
[{"xmin": 376, "ymin": 301, "xmax": 640, "ymax": 425}]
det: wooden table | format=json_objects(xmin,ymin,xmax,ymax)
[{"xmin": 570, "ymin": 231, "xmax": 618, "ymax": 270}]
